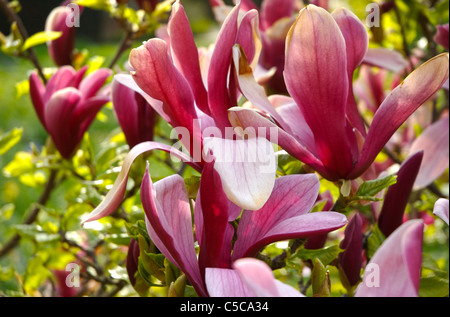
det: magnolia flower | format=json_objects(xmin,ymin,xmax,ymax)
[
  {"xmin": 112, "ymin": 79, "xmax": 157, "ymax": 148},
  {"xmin": 29, "ymin": 66, "xmax": 111, "ymax": 159},
  {"xmin": 355, "ymin": 220, "xmax": 424, "ymax": 297},
  {"xmin": 45, "ymin": 3, "xmax": 82, "ymax": 66},
  {"xmin": 82, "ymin": 1, "xmax": 278, "ymax": 224},
  {"xmin": 207, "ymin": 220, "xmax": 424, "ymax": 297},
  {"xmin": 206, "ymin": 258, "xmax": 304, "ymax": 297},
  {"xmin": 433, "ymin": 198, "xmax": 449, "ymax": 225},
  {"xmin": 229, "ymin": 5, "xmax": 449, "ymax": 182},
  {"xmin": 139, "ymin": 155, "xmax": 347, "ymax": 297}
]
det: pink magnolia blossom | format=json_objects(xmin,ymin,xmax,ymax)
[
  {"xmin": 209, "ymin": 220, "xmax": 424, "ymax": 297},
  {"xmin": 82, "ymin": 1, "xmax": 278, "ymax": 223},
  {"xmin": 29, "ymin": 66, "xmax": 112, "ymax": 159},
  {"xmin": 139, "ymin": 155, "xmax": 347, "ymax": 297},
  {"xmin": 45, "ymin": 3, "xmax": 82, "ymax": 66},
  {"xmin": 229, "ymin": 5, "xmax": 449, "ymax": 181}
]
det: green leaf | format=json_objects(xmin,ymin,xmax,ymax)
[
  {"xmin": 293, "ymin": 244, "xmax": 344, "ymax": 266},
  {"xmin": 366, "ymin": 224, "xmax": 386, "ymax": 260},
  {"xmin": 419, "ymin": 276, "xmax": 449, "ymax": 297},
  {"xmin": 0, "ymin": 203, "xmax": 15, "ymax": 220},
  {"xmin": 22, "ymin": 31, "xmax": 62, "ymax": 51},
  {"xmin": 0, "ymin": 127, "xmax": 22, "ymax": 155},
  {"xmin": 354, "ymin": 174, "xmax": 397, "ymax": 198},
  {"xmin": 74, "ymin": 0, "xmax": 112, "ymax": 11},
  {"xmin": 311, "ymin": 258, "xmax": 331, "ymax": 297}
]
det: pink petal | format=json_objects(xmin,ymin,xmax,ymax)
[
  {"xmin": 141, "ymin": 167, "xmax": 206, "ymax": 296},
  {"xmin": 233, "ymin": 258, "xmax": 304, "ymax": 297},
  {"xmin": 363, "ymin": 48, "xmax": 409, "ymax": 73},
  {"xmin": 43, "ymin": 66, "xmax": 77, "ymax": 103},
  {"xmin": 81, "ymin": 142, "xmax": 202, "ymax": 224},
  {"xmin": 207, "ymin": 3, "xmax": 241, "ymax": 129},
  {"xmin": 232, "ymin": 174, "xmax": 347, "ymax": 260},
  {"xmin": 78, "ymin": 68, "xmax": 112, "ymax": 101},
  {"xmin": 285, "ymin": 5, "xmax": 354, "ymax": 179},
  {"xmin": 332, "ymin": 8, "xmax": 368, "ymax": 136},
  {"xmin": 44, "ymin": 87, "xmax": 82, "ymax": 159},
  {"xmin": 409, "ymin": 116, "xmax": 449, "ymax": 190},
  {"xmin": 167, "ymin": 1, "xmax": 209, "ymax": 115},
  {"xmin": 129, "ymin": 39, "xmax": 200, "ymax": 147},
  {"xmin": 350, "ymin": 53, "xmax": 449, "ymax": 179},
  {"xmin": 205, "ymin": 268, "xmax": 255, "ymax": 297},
  {"xmin": 112, "ymin": 79, "xmax": 156, "ymax": 148},
  {"xmin": 355, "ymin": 220, "xmax": 424, "ymax": 297},
  {"xmin": 203, "ymin": 136, "xmax": 276, "ymax": 210},
  {"xmin": 433, "ymin": 198, "xmax": 449, "ymax": 225},
  {"xmin": 29, "ymin": 72, "xmax": 47, "ymax": 129},
  {"xmin": 113, "ymin": 74, "xmax": 170, "ymax": 124}
]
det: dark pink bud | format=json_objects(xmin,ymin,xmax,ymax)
[
  {"xmin": 126, "ymin": 239, "xmax": 140, "ymax": 286},
  {"xmin": 112, "ymin": 78, "xmax": 157, "ymax": 148},
  {"xmin": 45, "ymin": 5, "xmax": 80, "ymax": 66},
  {"xmin": 378, "ymin": 151, "xmax": 424, "ymax": 237},
  {"xmin": 434, "ymin": 24, "xmax": 449, "ymax": 51},
  {"xmin": 338, "ymin": 213, "xmax": 363, "ymax": 287}
]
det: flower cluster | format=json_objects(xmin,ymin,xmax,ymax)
[{"xmin": 1, "ymin": 0, "xmax": 448, "ymax": 298}]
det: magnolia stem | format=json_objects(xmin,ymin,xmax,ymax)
[
  {"xmin": 108, "ymin": 30, "xmax": 134, "ymax": 69},
  {"xmin": 0, "ymin": 0, "xmax": 47, "ymax": 83},
  {"xmin": 0, "ymin": 169, "xmax": 58, "ymax": 259}
]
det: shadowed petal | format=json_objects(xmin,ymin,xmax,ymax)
[
  {"xmin": 355, "ymin": 220, "xmax": 424, "ymax": 297},
  {"xmin": 350, "ymin": 53, "xmax": 449, "ymax": 179},
  {"xmin": 409, "ymin": 116, "xmax": 449, "ymax": 190},
  {"xmin": 362, "ymin": 48, "xmax": 409, "ymax": 73},
  {"xmin": 197, "ymin": 157, "xmax": 233, "ymax": 274}
]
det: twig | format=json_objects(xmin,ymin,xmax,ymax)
[
  {"xmin": 108, "ymin": 30, "xmax": 134, "ymax": 69},
  {"xmin": 0, "ymin": 0, "xmax": 47, "ymax": 83},
  {"xmin": 0, "ymin": 169, "xmax": 58, "ymax": 258}
]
